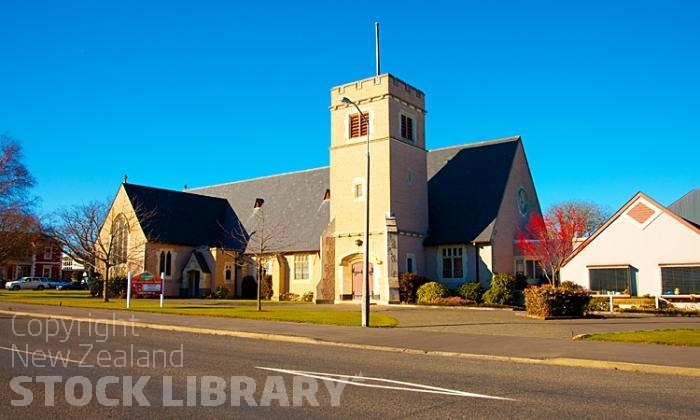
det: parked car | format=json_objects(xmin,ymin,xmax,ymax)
[
  {"xmin": 4, "ymin": 277, "xmax": 51, "ymax": 290},
  {"xmin": 56, "ymin": 281, "xmax": 89, "ymax": 291},
  {"xmin": 47, "ymin": 279, "xmax": 71, "ymax": 289}
]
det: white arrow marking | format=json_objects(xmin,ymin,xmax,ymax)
[{"xmin": 256, "ymin": 366, "xmax": 516, "ymax": 401}]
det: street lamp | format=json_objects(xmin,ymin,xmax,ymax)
[{"xmin": 341, "ymin": 96, "xmax": 371, "ymax": 327}]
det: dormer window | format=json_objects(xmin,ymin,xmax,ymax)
[
  {"xmin": 349, "ymin": 112, "xmax": 369, "ymax": 138},
  {"xmin": 254, "ymin": 198, "xmax": 264, "ymax": 209}
]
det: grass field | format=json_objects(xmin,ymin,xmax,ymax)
[
  {"xmin": 583, "ymin": 329, "xmax": 700, "ymax": 346},
  {"xmin": 0, "ymin": 290, "xmax": 399, "ymax": 327}
]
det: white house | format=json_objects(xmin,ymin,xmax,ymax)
[{"xmin": 560, "ymin": 191, "xmax": 700, "ymax": 296}]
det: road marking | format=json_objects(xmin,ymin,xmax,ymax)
[
  {"xmin": 256, "ymin": 366, "xmax": 516, "ymax": 401},
  {"xmin": 0, "ymin": 345, "xmax": 84, "ymax": 365}
]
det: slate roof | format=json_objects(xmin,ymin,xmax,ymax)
[
  {"xmin": 189, "ymin": 168, "xmax": 330, "ymax": 254},
  {"xmin": 668, "ymin": 189, "xmax": 700, "ymax": 226},
  {"xmin": 424, "ymin": 136, "xmax": 521, "ymax": 245},
  {"xmin": 122, "ymin": 183, "xmax": 245, "ymax": 250},
  {"xmin": 186, "ymin": 136, "xmax": 522, "ymax": 252}
]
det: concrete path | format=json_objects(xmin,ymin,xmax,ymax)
[{"xmin": 2, "ymin": 301, "xmax": 699, "ymax": 376}]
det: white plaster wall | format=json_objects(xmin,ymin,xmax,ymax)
[{"xmin": 561, "ymin": 202, "xmax": 700, "ymax": 296}]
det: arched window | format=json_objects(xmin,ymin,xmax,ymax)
[
  {"xmin": 166, "ymin": 251, "xmax": 172, "ymax": 276},
  {"xmin": 111, "ymin": 214, "xmax": 128, "ymax": 264},
  {"xmin": 159, "ymin": 251, "xmax": 172, "ymax": 276}
]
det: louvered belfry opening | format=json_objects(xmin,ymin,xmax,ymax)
[
  {"xmin": 401, "ymin": 114, "xmax": 413, "ymax": 140},
  {"xmin": 349, "ymin": 112, "xmax": 369, "ymax": 138}
]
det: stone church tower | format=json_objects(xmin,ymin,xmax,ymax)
[{"xmin": 328, "ymin": 74, "xmax": 428, "ymax": 303}]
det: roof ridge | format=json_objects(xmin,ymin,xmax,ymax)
[
  {"xmin": 428, "ymin": 135, "xmax": 521, "ymax": 153},
  {"xmin": 124, "ymin": 183, "xmax": 227, "ymax": 202},
  {"xmin": 188, "ymin": 166, "xmax": 329, "ymax": 191}
]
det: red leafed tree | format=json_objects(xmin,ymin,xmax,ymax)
[{"xmin": 517, "ymin": 206, "xmax": 588, "ymax": 287}]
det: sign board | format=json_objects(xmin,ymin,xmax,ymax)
[{"xmin": 131, "ymin": 272, "xmax": 162, "ymax": 297}]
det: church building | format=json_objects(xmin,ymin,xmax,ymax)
[{"xmin": 101, "ymin": 73, "xmax": 542, "ymax": 302}]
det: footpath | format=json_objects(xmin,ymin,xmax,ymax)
[{"xmin": 2, "ymin": 301, "xmax": 700, "ymax": 377}]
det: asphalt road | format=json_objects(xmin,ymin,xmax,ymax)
[{"xmin": 1, "ymin": 315, "xmax": 699, "ymax": 419}]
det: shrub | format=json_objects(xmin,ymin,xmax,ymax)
[
  {"xmin": 457, "ymin": 281, "xmax": 484, "ymax": 303},
  {"xmin": 524, "ymin": 284, "xmax": 591, "ymax": 318},
  {"xmin": 416, "ymin": 281, "xmax": 449, "ymax": 304},
  {"xmin": 278, "ymin": 291, "xmax": 313, "ymax": 302},
  {"xmin": 241, "ymin": 275, "xmax": 257, "ymax": 299},
  {"xmin": 279, "ymin": 293, "xmax": 299, "ymax": 302},
  {"xmin": 430, "ymin": 296, "xmax": 470, "ymax": 306},
  {"xmin": 214, "ymin": 285, "xmax": 229, "ymax": 299},
  {"xmin": 399, "ymin": 273, "xmax": 431, "ymax": 303},
  {"xmin": 514, "ymin": 273, "xmax": 528, "ymax": 290},
  {"xmin": 89, "ymin": 279, "xmax": 103, "ymax": 297},
  {"xmin": 483, "ymin": 273, "xmax": 517, "ymax": 306},
  {"xmin": 108, "ymin": 276, "xmax": 128, "ymax": 298},
  {"xmin": 261, "ymin": 275, "xmax": 273, "ymax": 300}
]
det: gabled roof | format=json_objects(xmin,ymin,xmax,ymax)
[
  {"xmin": 189, "ymin": 168, "xmax": 330, "ymax": 253},
  {"xmin": 122, "ymin": 183, "xmax": 245, "ymax": 250},
  {"xmin": 564, "ymin": 191, "xmax": 700, "ymax": 264},
  {"xmin": 193, "ymin": 251, "xmax": 211, "ymax": 274},
  {"xmin": 668, "ymin": 189, "xmax": 700, "ymax": 226},
  {"xmin": 424, "ymin": 136, "xmax": 521, "ymax": 245}
]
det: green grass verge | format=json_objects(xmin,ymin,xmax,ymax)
[
  {"xmin": 583, "ymin": 329, "xmax": 700, "ymax": 346},
  {"xmin": 0, "ymin": 290, "xmax": 398, "ymax": 327}
]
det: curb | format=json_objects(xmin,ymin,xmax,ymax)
[{"xmin": 3, "ymin": 310, "xmax": 700, "ymax": 378}]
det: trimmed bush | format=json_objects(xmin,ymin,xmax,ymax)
[
  {"xmin": 483, "ymin": 273, "xmax": 517, "ymax": 306},
  {"xmin": 457, "ymin": 281, "xmax": 484, "ymax": 303},
  {"xmin": 430, "ymin": 296, "xmax": 469, "ymax": 306},
  {"xmin": 524, "ymin": 283, "xmax": 591, "ymax": 318},
  {"xmin": 399, "ymin": 272, "xmax": 431, "ymax": 303},
  {"xmin": 416, "ymin": 281, "xmax": 449, "ymax": 304}
]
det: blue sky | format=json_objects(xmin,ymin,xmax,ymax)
[{"xmin": 1, "ymin": 0, "xmax": 698, "ymax": 217}]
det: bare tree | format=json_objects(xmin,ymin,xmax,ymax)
[
  {"xmin": 51, "ymin": 198, "xmax": 154, "ymax": 302},
  {"xmin": 0, "ymin": 134, "xmax": 35, "ymax": 209},
  {"xmin": 223, "ymin": 202, "xmax": 288, "ymax": 310},
  {"xmin": 0, "ymin": 134, "xmax": 40, "ymax": 274},
  {"xmin": 554, "ymin": 200, "xmax": 611, "ymax": 237},
  {"xmin": 49, "ymin": 200, "xmax": 108, "ymax": 283}
]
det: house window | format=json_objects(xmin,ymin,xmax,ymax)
[
  {"xmin": 225, "ymin": 265, "xmax": 232, "ymax": 282},
  {"xmin": 441, "ymin": 247, "xmax": 464, "ymax": 279},
  {"xmin": 42, "ymin": 267, "xmax": 51, "ymax": 277},
  {"xmin": 349, "ymin": 112, "xmax": 369, "ymax": 139},
  {"xmin": 44, "ymin": 246, "xmax": 53, "ymax": 260},
  {"xmin": 294, "ymin": 255, "xmax": 310, "ymax": 280},
  {"xmin": 661, "ymin": 266, "xmax": 700, "ymax": 294},
  {"xmin": 406, "ymin": 253, "xmax": 415, "ymax": 273},
  {"xmin": 353, "ymin": 179, "xmax": 365, "ymax": 200},
  {"xmin": 515, "ymin": 258, "xmax": 543, "ymax": 281},
  {"xmin": 400, "ymin": 114, "xmax": 414, "ymax": 142},
  {"xmin": 589, "ymin": 267, "xmax": 630, "ymax": 293}
]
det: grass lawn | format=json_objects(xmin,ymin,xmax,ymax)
[
  {"xmin": 583, "ymin": 329, "xmax": 700, "ymax": 346},
  {"xmin": 0, "ymin": 290, "xmax": 398, "ymax": 327}
]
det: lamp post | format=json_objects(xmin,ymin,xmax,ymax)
[{"xmin": 341, "ymin": 96, "xmax": 370, "ymax": 327}]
